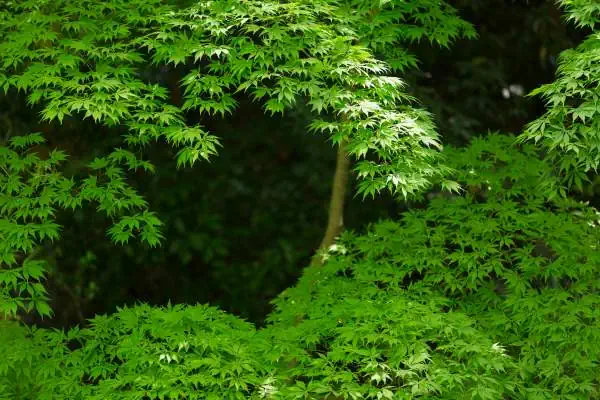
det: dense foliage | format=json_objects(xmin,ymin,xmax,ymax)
[
  {"xmin": 2, "ymin": 135, "xmax": 598, "ymax": 399},
  {"xmin": 0, "ymin": 0, "xmax": 475, "ymax": 319},
  {"xmin": 15, "ymin": 0, "xmax": 585, "ymax": 326},
  {"xmin": 518, "ymin": 0, "xmax": 600, "ymax": 192},
  {"xmin": 0, "ymin": 0, "xmax": 599, "ymax": 399},
  {"xmin": 269, "ymin": 135, "xmax": 599, "ymax": 399}
]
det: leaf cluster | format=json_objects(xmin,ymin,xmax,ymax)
[
  {"xmin": 0, "ymin": 0, "xmax": 474, "ymax": 201},
  {"xmin": 3, "ymin": 136, "xmax": 597, "ymax": 399},
  {"xmin": 518, "ymin": 0, "xmax": 600, "ymax": 192},
  {"xmin": 0, "ymin": 134, "xmax": 162, "ymax": 317},
  {"xmin": 271, "ymin": 135, "xmax": 599, "ymax": 399},
  {"xmin": 0, "ymin": 0, "xmax": 473, "ymax": 317}
]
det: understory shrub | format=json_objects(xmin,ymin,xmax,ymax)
[
  {"xmin": 269, "ymin": 135, "xmax": 600, "ymax": 399},
  {"xmin": 2, "ymin": 136, "xmax": 598, "ymax": 399}
]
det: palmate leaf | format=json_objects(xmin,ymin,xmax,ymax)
[
  {"xmin": 0, "ymin": 2, "xmax": 597, "ymax": 399},
  {"xmin": 517, "ymin": 0, "xmax": 600, "ymax": 191},
  {"xmin": 0, "ymin": 0, "xmax": 475, "ymax": 260},
  {"xmin": 268, "ymin": 135, "xmax": 600, "ymax": 399},
  {"xmin": 12, "ymin": 134, "xmax": 595, "ymax": 399},
  {"xmin": 0, "ymin": 1, "xmax": 521, "ymax": 399},
  {"xmin": 135, "ymin": 0, "xmax": 471, "ymax": 198},
  {"xmin": 0, "ymin": 135, "xmax": 162, "ymax": 319}
]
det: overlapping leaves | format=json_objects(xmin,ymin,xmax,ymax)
[
  {"xmin": 8, "ymin": 136, "xmax": 596, "ymax": 400},
  {"xmin": 271, "ymin": 135, "xmax": 599, "ymax": 398},
  {"xmin": 0, "ymin": 133, "xmax": 162, "ymax": 317},
  {"xmin": 0, "ymin": 304, "xmax": 274, "ymax": 400},
  {"xmin": 518, "ymin": 0, "xmax": 600, "ymax": 193},
  {"xmin": 0, "ymin": 0, "xmax": 475, "ymax": 318},
  {"xmin": 0, "ymin": 0, "xmax": 473, "ymax": 201}
]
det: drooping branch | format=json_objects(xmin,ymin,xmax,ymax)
[{"xmin": 312, "ymin": 139, "xmax": 350, "ymax": 265}]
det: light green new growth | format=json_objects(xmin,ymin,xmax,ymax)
[
  {"xmin": 0, "ymin": 0, "xmax": 473, "ymax": 318},
  {"xmin": 0, "ymin": 0, "xmax": 599, "ymax": 399},
  {"xmin": 518, "ymin": 0, "xmax": 600, "ymax": 194}
]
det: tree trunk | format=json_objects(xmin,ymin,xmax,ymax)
[{"xmin": 312, "ymin": 139, "xmax": 350, "ymax": 265}]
